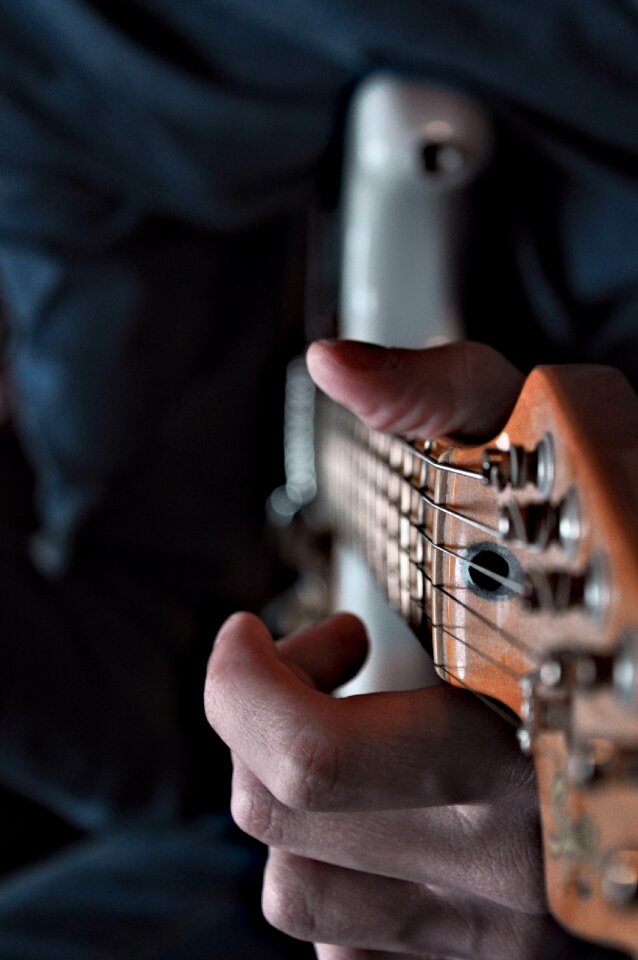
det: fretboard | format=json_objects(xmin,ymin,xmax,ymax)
[{"xmin": 315, "ymin": 393, "xmax": 442, "ymax": 644}]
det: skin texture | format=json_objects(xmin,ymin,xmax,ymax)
[{"xmin": 205, "ymin": 341, "xmax": 616, "ymax": 960}]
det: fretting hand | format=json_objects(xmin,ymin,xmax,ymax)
[{"xmin": 205, "ymin": 341, "xmax": 619, "ymax": 960}]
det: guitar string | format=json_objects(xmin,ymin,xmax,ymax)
[
  {"xmin": 339, "ymin": 421, "xmax": 516, "ymax": 544},
  {"xmin": 323, "ymin": 411, "xmax": 575, "ymax": 766},
  {"xmin": 326, "ymin": 408, "xmax": 490, "ymax": 527},
  {"xmin": 434, "ymin": 661, "xmax": 564, "ymax": 772},
  {"xmin": 383, "ymin": 596, "xmax": 564, "ymax": 765},
  {"xmin": 396, "ymin": 435, "xmax": 485, "ymax": 481},
  {"xmin": 417, "ymin": 489, "xmax": 502, "ymax": 538},
  {"xmin": 419, "ymin": 530, "xmax": 527, "ymax": 597},
  {"xmin": 335, "ymin": 496, "xmax": 543, "ymax": 669},
  {"xmin": 332, "ymin": 403, "xmax": 487, "ymax": 482},
  {"xmin": 337, "ymin": 513, "xmax": 560, "ymax": 755},
  {"xmin": 342, "ymin": 435, "xmax": 506, "ymax": 541},
  {"xmin": 370, "ymin": 587, "xmax": 526, "ymax": 733},
  {"xmin": 368, "ymin": 518, "xmax": 526, "ymax": 598},
  {"xmin": 360, "ymin": 530, "xmax": 539, "ymax": 686},
  {"xmin": 432, "ymin": 621, "xmax": 523, "ymax": 680},
  {"xmin": 387, "ymin": 587, "xmax": 566, "ymax": 767},
  {"xmin": 327, "ymin": 412, "xmax": 556, "ymax": 675},
  {"xmin": 433, "ymin": 665, "xmax": 520, "ymax": 729},
  {"xmin": 341, "ymin": 451, "xmax": 544, "ymax": 665},
  {"xmin": 430, "ymin": 579, "xmax": 540, "ymax": 668}
]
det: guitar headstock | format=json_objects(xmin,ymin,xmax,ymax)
[{"xmin": 430, "ymin": 365, "xmax": 638, "ymax": 955}]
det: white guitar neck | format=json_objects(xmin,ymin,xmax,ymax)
[{"xmin": 337, "ymin": 76, "xmax": 492, "ymax": 692}]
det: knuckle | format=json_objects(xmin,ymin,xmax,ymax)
[
  {"xmin": 231, "ymin": 781, "xmax": 287, "ymax": 846},
  {"xmin": 262, "ymin": 858, "xmax": 318, "ymax": 941},
  {"xmin": 274, "ymin": 724, "xmax": 339, "ymax": 811},
  {"xmin": 203, "ymin": 652, "xmax": 240, "ymax": 727}
]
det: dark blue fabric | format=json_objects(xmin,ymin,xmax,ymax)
[
  {"xmin": 0, "ymin": 0, "xmax": 636, "ymax": 578},
  {"xmin": 0, "ymin": 0, "xmax": 637, "ymax": 574},
  {"xmin": 0, "ymin": 1, "xmax": 636, "ymax": 956},
  {"xmin": 0, "ymin": 813, "xmax": 312, "ymax": 960}
]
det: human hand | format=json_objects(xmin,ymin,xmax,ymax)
[{"xmin": 205, "ymin": 341, "xmax": 617, "ymax": 959}]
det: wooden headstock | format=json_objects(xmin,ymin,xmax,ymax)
[
  {"xmin": 313, "ymin": 361, "xmax": 638, "ymax": 953},
  {"xmin": 432, "ymin": 365, "xmax": 638, "ymax": 955}
]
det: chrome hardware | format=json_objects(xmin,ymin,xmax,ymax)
[
  {"xmin": 522, "ymin": 553, "xmax": 610, "ymax": 619},
  {"xmin": 566, "ymin": 738, "xmax": 618, "ymax": 785},
  {"xmin": 267, "ymin": 357, "xmax": 318, "ymax": 529},
  {"xmin": 539, "ymin": 658, "xmax": 563, "ymax": 688},
  {"xmin": 517, "ymin": 727, "xmax": 533, "ymax": 755},
  {"xmin": 614, "ymin": 629, "xmax": 638, "ymax": 708},
  {"xmin": 462, "ymin": 541, "xmax": 522, "ymax": 600},
  {"xmin": 518, "ymin": 650, "xmax": 614, "ymax": 757},
  {"xmin": 499, "ymin": 501, "xmax": 558, "ymax": 548},
  {"xmin": 482, "ymin": 433, "xmax": 554, "ymax": 495},
  {"xmin": 602, "ymin": 851, "xmax": 638, "ymax": 907},
  {"xmin": 523, "ymin": 570, "xmax": 584, "ymax": 613},
  {"xmin": 499, "ymin": 488, "xmax": 581, "ymax": 552},
  {"xmin": 557, "ymin": 488, "xmax": 581, "ymax": 555}
]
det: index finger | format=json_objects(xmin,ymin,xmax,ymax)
[{"xmin": 204, "ymin": 613, "xmax": 527, "ymax": 812}]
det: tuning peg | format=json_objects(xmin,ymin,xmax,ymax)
[
  {"xmin": 481, "ymin": 433, "xmax": 554, "ymax": 494},
  {"xmin": 602, "ymin": 851, "xmax": 638, "ymax": 907},
  {"xmin": 498, "ymin": 488, "xmax": 581, "ymax": 554},
  {"xmin": 521, "ymin": 554, "xmax": 610, "ymax": 619}
]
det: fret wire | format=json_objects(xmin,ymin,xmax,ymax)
[
  {"xmin": 390, "ymin": 559, "xmax": 530, "ymax": 686},
  {"xmin": 333, "ymin": 422, "xmax": 501, "ymax": 541},
  {"xmin": 418, "ymin": 529, "xmax": 526, "ymax": 596},
  {"xmin": 321, "ymin": 402, "xmax": 541, "ymax": 675}
]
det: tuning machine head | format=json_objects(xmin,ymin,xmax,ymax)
[
  {"xmin": 482, "ymin": 433, "xmax": 554, "ymax": 495},
  {"xmin": 498, "ymin": 487, "xmax": 582, "ymax": 554}
]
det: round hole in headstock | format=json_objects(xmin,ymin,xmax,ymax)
[{"xmin": 463, "ymin": 541, "xmax": 521, "ymax": 601}]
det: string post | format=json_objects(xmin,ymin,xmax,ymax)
[
  {"xmin": 481, "ymin": 433, "xmax": 554, "ymax": 496},
  {"xmin": 498, "ymin": 490, "xmax": 582, "ymax": 554}
]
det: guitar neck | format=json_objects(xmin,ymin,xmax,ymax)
[
  {"xmin": 316, "ymin": 394, "xmax": 437, "ymax": 645},
  {"xmin": 308, "ymin": 365, "xmax": 638, "ymax": 958}
]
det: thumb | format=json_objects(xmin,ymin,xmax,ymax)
[
  {"xmin": 306, "ymin": 339, "xmax": 524, "ymax": 440},
  {"xmin": 276, "ymin": 613, "xmax": 368, "ymax": 693}
]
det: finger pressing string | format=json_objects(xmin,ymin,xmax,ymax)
[{"xmin": 307, "ymin": 339, "xmax": 524, "ymax": 440}]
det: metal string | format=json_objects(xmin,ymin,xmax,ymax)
[
  {"xmin": 434, "ymin": 664, "xmax": 520, "ymax": 729},
  {"xmin": 396, "ymin": 435, "xmax": 485, "ymax": 482},
  {"xmin": 418, "ymin": 488, "xmax": 502, "ymax": 538},
  {"xmin": 420, "ymin": 530, "xmax": 526, "ymax": 596},
  {"xmin": 388, "ymin": 550, "xmax": 538, "ymax": 686},
  {"xmin": 323, "ymin": 408, "xmax": 548, "ymax": 676}
]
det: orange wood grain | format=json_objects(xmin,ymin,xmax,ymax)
[{"xmin": 427, "ymin": 365, "xmax": 638, "ymax": 955}]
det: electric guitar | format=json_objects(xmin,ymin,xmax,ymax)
[
  {"xmin": 272, "ymin": 75, "xmax": 638, "ymax": 955},
  {"xmin": 311, "ymin": 360, "xmax": 638, "ymax": 957}
]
